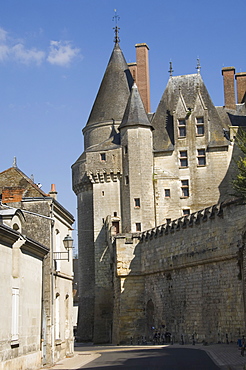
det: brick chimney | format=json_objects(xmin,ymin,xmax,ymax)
[
  {"xmin": 222, "ymin": 67, "xmax": 236, "ymax": 110},
  {"xmin": 128, "ymin": 43, "xmax": 151, "ymax": 113},
  {"xmin": 2, "ymin": 187, "xmax": 24, "ymax": 203},
  {"xmin": 235, "ymin": 72, "xmax": 246, "ymax": 104},
  {"xmin": 49, "ymin": 184, "xmax": 57, "ymax": 200}
]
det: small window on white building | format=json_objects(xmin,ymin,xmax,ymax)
[
  {"xmin": 136, "ymin": 223, "xmax": 141, "ymax": 232},
  {"xmin": 196, "ymin": 117, "xmax": 205, "ymax": 136},
  {"xmin": 55, "ymin": 230, "xmax": 61, "ymax": 272},
  {"xmin": 165, "ymin": 189, "xmax": 170, "ymax": 197},
  {"xmin": 11, "ymin": 288, "xmax": 19, "ymax": 342},
  {"xmin": 178, "ymin": 119, "xmax": 186, "ymax": 137},
  {"xmin": 125, "ymin": 176, "xmax": 129, "ymax": 185},
  {"xmin": 179, "ymin": 150, "xmax": 188, "ymax": 167},
  {"xmin": 197, "ymin": 149, "xmax": 206, "ymax": 166},
  {"xmin": 181, "ymin": 180, "xmax": 189, "ymax": 197},
  {"xmin": 183, "ymin": 209, "xmax": 190, "ymax": 216},
  {"xmin": 55, "ymin": 293, "xmax": 60, "ymax": 340},
  {"xmin": 134, "ymin": 198, "xmax": 140, "ymax": 208},
  {"xmin": 100, "ymin": 153, "xmax": 106, "ymax": 161}
]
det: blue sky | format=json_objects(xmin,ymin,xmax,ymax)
[{"xmin": 1, "ymin": 0, "xmax": 245, "ymax": 250}]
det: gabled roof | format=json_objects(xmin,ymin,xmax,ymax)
[
  {"xmin": 0, "ymin": 166, "xmax": 48, "ymax": 198},
  {"xmin": 119, "ymin": 83, "xmax": 153, "ymax": 130},
  {"xmin": 152, "ymin": 74, "xmax": 227, "ymax": 151},
  {"xmin": 85, "ymin": 43, "xmax": 134, "ymax": 128}
]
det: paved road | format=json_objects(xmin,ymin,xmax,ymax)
[{"xmin": 80, "ymin": 347, "xmax": 220, "ymax": 369}]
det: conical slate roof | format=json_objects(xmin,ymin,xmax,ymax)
[
  {"xmin": 119, "ymin": 83, "xmax": 153, "ymax": 130},
  {"xmin": 86, "ymin": 43, "xmax": 134, "ymax": 127}
]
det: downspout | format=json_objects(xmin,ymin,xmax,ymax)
[{"xmin": 50, "ymin": 200, "xmax": 55, "ymax": 364}]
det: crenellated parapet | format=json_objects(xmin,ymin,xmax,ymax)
[
  {"xmin": 139, "ymin": 203, "xmax": 225, "ymax": 242},
  {"xmin": 87, "ymin": 169, "xmax": 121, "ymax": 184}
]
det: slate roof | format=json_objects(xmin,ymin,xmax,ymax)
[
  {"xmin": 85, "ymin": 43, "xmax": 134, "ymax": 128},
  {"xmin": 216, "ymin": 103, "xmax": 246, "ymax": 129},
  {"xmin": 152, "ymin": 74, "xmax": 228, "ymax": 151},
  {"xmin": 119, "ymin": 83, "xmax": 153, "ymax": 130},
  {"xmin": 0, "ymin": 166, "xmax": 48, "ymax": 197}
]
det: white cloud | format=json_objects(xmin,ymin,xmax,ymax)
[
  {"xmin": 0, "ymin": 44, "xmax": 9, "ymax": 61},
  {"xmin": 0, "ymin": 27, "xmax": 81, "ymax": 67},
  {"xmin": 0, "ymin": 27, "xmax": 8, "ymax": 41},
  {"xmin": 47, "ymin": 40, "xmax": 81, "ymax": 67},
  {"xmin": 12, "ymin": 43, "xmax": 45, "ymax": 65}
]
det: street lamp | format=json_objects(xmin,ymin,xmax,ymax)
[
  {"xmin": 63, "ymin": 235, "xmax": 73, "ymax": 261},
  {"xmin": 53, "ymin": 235, "xmax": 73, "ymax": 261}
]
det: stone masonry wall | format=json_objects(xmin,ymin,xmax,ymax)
[{"xmin": 114, "ymin": 200, "xmax": 246, "ymax": 344}]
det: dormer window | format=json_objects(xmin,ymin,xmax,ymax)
[
  {"xmin": 197, "ymin": 149, "xmax": 206, "ymax": 166},
  {"xmin": 181, "ymin": 180, "xmax": 189, "ymax": 197},
  {"xmin": 196, "ymin": 117, "xmax": 204, "ymax": 136},
  {"xmin": 178, "ymin": 119, "xmax": 186, "ymax": 138},
  {"xmin": 179, "ymin": 150, "xmax": 188, "ymax": 167}
]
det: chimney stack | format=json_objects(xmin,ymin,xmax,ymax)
[
  {"xmin": 235, "ymin": 72, "xmax": 246, "ymax": 104},
  {"xmin": 222, "ymin": 67, "xmax": 236, "ymax": 110},
  {"xmin": 49, "ymin": 184, "xmax": 57, "ymax": 200},
  {"xmin": 128, "ymin": 43, "xmax": 151, "ymax": 113}
]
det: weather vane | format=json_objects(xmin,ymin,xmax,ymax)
[
  {"xmin": 196, "ymin": 57, "xmax": 201, "ymax": 74},
  {"xmin": 168, "ymin": 61, "xmax": 174, "ymax": 77},
  {"xmin": 112, "ymin": 9, "xmax": 120, "ymax": 44}
]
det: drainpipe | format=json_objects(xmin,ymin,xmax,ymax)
[{"xmin": 50, "ymin": 200, "xmax": 55, "ymax": 364}]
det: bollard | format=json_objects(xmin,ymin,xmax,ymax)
[
  {"xmin": 181, "ymin": 334, "xmax": 184, "ymax": 345},
  {"xmin": 192, "ymin": 334, "xmax": 195, "ymax": 345}
]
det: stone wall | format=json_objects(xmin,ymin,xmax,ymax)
[{"xmin": 113, "ymin": 200, "xmax": 246, "ymax": 344}]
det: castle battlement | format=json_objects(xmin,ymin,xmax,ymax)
[
  {"xmin": 139, "ymin": 203, "xmax": 227, "ymax": 242},
  {"xmin": 87, "ymin": 170, "xmax": 121, "ymax": 183}
]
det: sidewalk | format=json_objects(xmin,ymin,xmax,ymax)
[{"xmin": 43, "ymin": 342, "xmax": 246, "ymax": 370}]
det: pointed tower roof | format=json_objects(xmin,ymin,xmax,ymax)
[
  {"xmin": 152, "ymin": 73, "xmax": 227, "ymax": 151},
  {"xmin": 119, "ymin": 83, "xmax": 153, "ymax": 130},
  {"xmin": 85, "ymin": 43, "xmax": 134, "ymax": 128}
]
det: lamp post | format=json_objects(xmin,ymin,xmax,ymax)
[{"xmin": 63, "ymin": 235, "xmax": 73, "ymax": 261}]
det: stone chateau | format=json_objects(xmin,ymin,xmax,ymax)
[{"xmin": 72, "ymin": 31, "xmax": 246, "ymax": 345}]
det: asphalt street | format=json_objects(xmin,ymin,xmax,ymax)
[{"xmin": 80, "ymin": 347, "xmax": 220, "ymax": 369}]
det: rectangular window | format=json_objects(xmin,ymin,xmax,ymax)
[
  {"xmin": 178, "ymin": 119, "xmax": 186, "ymax": 137},
  {"xmin": 196, "ymin": 117, "xmax": 204, "ymax": 136},
  {"xmin": 134, "ymin": 198, "xmax": 140, "ymax": 208},
  {"xmin": 136, "ymin": 223, "xmax": 141, "ymax": 232},
  {"xmin": 197, "ymin": 149, "xmax": 206, "ymax": 166},
  {"xmin": 165, "ymin": 189, "xmax": 170, "ymax": 197},
  {"xmin": 181, "ymin": 180, "xmax": 189, "ymax": 197},
  {"xmin": 55, "ymin": 294, "xmax": 60, "ymax": 339},
  {"xmin": 11, "ymin": 288, "xmax": 19, "ymax": 342},
  {"xmin": 183, "ymin": 209, "xmax": 190, "ymax": 216},
  {"xmin": 179, "ymin": 150, "xmax": 188, "ymax": 167},
  {"xmin": 100, "ymin": 153, "xmax": 106, "ymax": 161},
  {"xmin": 124, "ymin": 145, "xmax": 128, "ymax": 154},
  {"xmin": 125, "ymin": 175, "xmax": 129, "ymax": 185}
]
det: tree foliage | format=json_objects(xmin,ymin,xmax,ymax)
[{"xmin": 232, "ymin": 128, "xmax": 246, "ymax": 199}]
